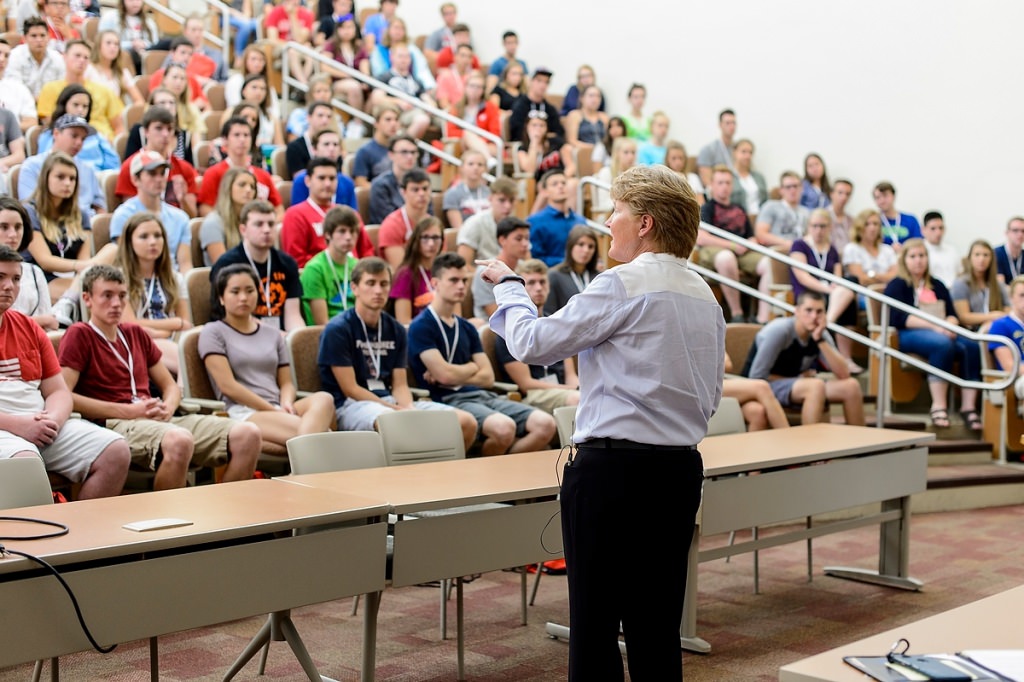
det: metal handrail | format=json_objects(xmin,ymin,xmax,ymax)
[
  {"xmin": 692, "ymin": 220, "xmax": 1020, "ymax": 425},
  {"xmin": 141, "ymin": 0, "xmax": 230, "ymax": 67},
  {"xmin": 280, "ymin": 41, "xmax": 505, "ymax": 178}
]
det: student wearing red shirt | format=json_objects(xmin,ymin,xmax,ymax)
[
  {"xmin": 116, "ymin": 106, "xmax": 198, "ymax": 216},
  {"xmin": 265, "ymin": 0, "xmax": 314, "ymax": 90},
  {"xmin": 198, "ymin": 116, "xmax": 282, "ymax": 218}
]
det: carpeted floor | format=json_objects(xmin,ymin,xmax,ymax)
[{"xmin": 4, "ymin": 505, "xmax": 1024, "ymax": 681}]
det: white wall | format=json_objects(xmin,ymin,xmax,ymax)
[{"xmin": 399, "ymin": 0, "xmax": 1022, "ymax": 258}]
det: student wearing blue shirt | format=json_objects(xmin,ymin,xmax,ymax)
[
  {"xmin": 872, "ymin": 181, "xmax": 921, "ymax": 248},
  {"xmin": 290, "ymin": 128, "xmax": 357, "ymax": 209},
  {"xmin": 526, "ymin": 170, "xmax": 585, "ymax": 267}
]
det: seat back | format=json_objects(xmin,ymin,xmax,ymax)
[
  {"xmin": 724, "ymin": 322, "xmax": 762, "ymax": 373},
  {"xmin": 0, "ymin": 458, "xmax": 55, "ymax": 508},
  {"xmin": 355, "ymin": 185, "xmax": 371, "ymax": 224},
  {"xmin": 189, "ymin": 217, "xmax": 205, "ymax": 268},
  {"xmin": 286, "ymin": 324, "xmax": 325, "ymax": 396},
  {"xmin": 25, "ymin": 125, "xmax": 42, "ymax": 156},
  {"xmin": 103, "ymin": 170, "xmax": 122, "ymax": 213},
  {"xmin": 552, "ymin": 405, "xmax": 576, "ymax": 448},
  {"xmin": 286, "ymin": 431, "xmax": 386, "ymax": 474},
  {"xmin": 768, "ymin": 247, "xmax": 793, "ymax": 311},
  {"xmin": 178, "ymin": 326, "xmax": 218, "ymax": 402},
  {"xmin": 142, "ymin": 49, "xmax": 168, "ymax": 75},
  {"xmin": 706, "ymin": 396, "xmax": 746, "ymax": 436},
  {"xmin": 186, "ymin": 266, "xmax": 212, "ymax": 326},
  {"xmin": 376, "ymin": 409, "xmax": 465, "ymax": 466},
  {"xmin": 271, "ymin": 146, "xmax": 288, "ymax": 179},
  {"xmin": 90, "ymin": 213, "xmax": 112, "ymax": 256},
  {"xmin": 8, "ymin": 164, "xmax": 19, "ymax": 200}
]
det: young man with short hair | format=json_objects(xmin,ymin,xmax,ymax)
[
  {"xmin": 369, "ymin": 42, "xmax": 434, "ymax": 140},
  {"xmin": 285, "ymin": 102, "xmax": 337, "ymax": 180},
  {"xmin": 435, "ymin": 41, "xmax": 475, "ymax": 110},
  {"xmin": 485, "ymin": 30, "xmax": 525, "ymax": 94},
  {"xmin": 508, "ymin": 66, "xmax": 563, "ymax": 145},
  {"xmin": 697, "ymin": 108, "xmax": 737, "ymax": 188},
  {"xmin": 5, "ymin": 16, "xmax": 64, "ymax": 98},
  {"xmin": 921, "ymin": 211, "xmax": 958, "ymax": 288},
  {"xmin": 472, "ymin": 216, "xmax": 531, "ymax": 318},
  {"xmin": 318, "ymin": 256, "xmax": 478, "ymax": 448},
  {"xmin": 408, "ymin": 252, "xmax": 556, "ymax": 455},
  {"xmin": 281, "ymin": 156, "xmax": 340, "ymax": 268},
  {"xmin": 369, "ymin": 134, "xmax": 421, "ymax": 224},
  {"xmin": 182, "ymin": 14, "xmax": 228, "ymax": 82},
  {"xmin": 424, "ymin": 3, "xmax": 459, "ymax": 59},
  {"xmin": 291, "ymin": 128, "xmax": 356, "ymax": 209},
  {"xmin": 210, "ymin": 200, "xmax": 305, "ymax": 332},
  {"xmin": 995, "ymin": 216, "xmax": 1024, "ymax": 285},
  {"xmin": 378, "ymin": 168, "xmax": 433, "ymax": 270},
  {"xmin": 353, "ymin": 104, "xmax": 401, "ymax": 188},
  {"xmin": 59, "ymin": 265, "xmax": 261, "ymax": 490},
  {"xmin": 753, "ymin": 170, "xmax": 810, "ymax": 323},
  {"xmin": 872, "ymin": 181, "xmax": 921, "ymax": 249},
  {"xmin": 300, "ymin": 206, "xmax": 361, "ymax": 325},
  {"xmin": 148, "ymin": 37, "xmax": 209, "ymax": 97},
  {"xmin": 491, "ymin": 258, "xmax": 579, "ymax": 414},
  {"xmin": 37, "ymin": 39, "xmax": 124, "ymax": 140},
  {"xmin": 741, "ymin": 290, "xmax": 864, "ymax": 426},
  {"xmin": 0, "ymin": 246, "xmax": 130, "ymax": 499},
  {"xmin": 116, "ymin": 106, "xmax": 199, "ymax": 215},
  {"xmin": 456, "ymin": 176, "xmax": 517, "ymax": 263},
  {"xmin": 110, "ymin": 151, "xmax": 193, "ymax": 272},
  {"xmin": 198, "ymin": 117, "xmax": 283, "ymax": 217},
  {"xmin": 0, "ymin": 37, "xmax": 39, "ymax": 131},
  {"xmin": 527, "ymin": 170, "xmax": 584, "ymax": 267},
  {"xmin": 698, "ymin": 165, "xmax": 758, "ymax": 322},
  {"xmin": 827, "ymin": 178, "xmax": 854, "ymax": 254},
  {"xmin": 443, "ymin": 149, "xmax": 490, "ymax": 229}
]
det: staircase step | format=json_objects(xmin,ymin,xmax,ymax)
[{"xmin": 926, "ymin": 463, "xmax": 1024, "ymax": 490}]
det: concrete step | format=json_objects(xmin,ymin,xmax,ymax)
[{"xmin": 915, "ymin": 462, "xmax": 1024, "ymax": 513}]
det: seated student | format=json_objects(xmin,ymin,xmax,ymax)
[
  {"xmin": 352, "ymin": 103, "xmax": 401, "ymax": 189},
  {"xmin": 408, "ymin": 253, "xmax": 556, "ymax": 455},
  {"xmin": 19, "ymin": 114, "xmax": 106, "ymax": 217},
  {"xmin": 455, "ymin": 177, "xmax": 517, "ymax": 263},
  {"xmin": 318, "ymin": 256, "xmax": 478, "ymax": 448},
  {"xmin": 636, "ymin": 110, "xmax": 670, "ymax": 166},
  {"xmin": 445, "ymin": 71, "xmax": 501, "ymax": 168},
  {"xmin": 300, "ymin": 206, "xmax": 360, "ymax": 325},
  {"xmin": 698, "ymin": 165, "xmax": 759, "ymax": 323},
  {"xmin": 741, "ymin": 290, "xmax": 865, "ymax": 427},
  {"xmin": 264, "ymin": 0, "xmax": 316, "ymax": 90},
  {"xmin": 198, "ymin": 117, "xmax": 283, "ymax": 218},
  {"xmin": 996, "ymin": 216, "xmax": 1024, "ymax": 285},
  {"xmin": 367, "ymin": 42, "xmax": 434, "ymax": 140},
  {"xmin": 36, "ymin": 84, "xmax": 119, "ymax": 172},
  {"xmin": 491, "ymin": 259, "xmax": 579, "ymax": 414},
  {"xmin": 200, "ymin": 264, "xmax": 336, "ymax": 450},
  {"xmin": 285, "ymin": 102, "xmax": 338, "ymax": 180},
  {"xmin": 114, "ymin": 212, "xmax": 192, "ymax": 377},
  {"xmin": 291, "ymin": 128, "xmax": 359, "ymax": 211},
  {"xmin": 59, "ymin": 265, "xmax": 261, "ymax": 490},
  {"xmin": 281, "ymin": 157, "xmax": 342, "ymax": 268},
  {"xmin": 0, "ymin": 198, "xmax": 57, "ymax": 330},
  {"xmin": 951, "ymin": 239, "xmax": 1008, "ymax": 333},
  {"xmin": 115, "ymin": 105, "xmax": 199, "ymax": 217},
  {"xmin": 210, "ymin": 200, "xmax": 306, "ymax": 333},
  {"xmin": 472, "ymin": 217, "xmax": 531, "ymax": 319},
  {"xmin": 921, "ymin": 210, "xmax": 959, "ymax": 288},
  {"xmin": 872, "ymin": 180, "xmax": 921, "ymax": 250},
  {"xmin": 723, "ymin": 350, "xmax": 790, "ymax": 431},
  {"xmin": 527, "ymin": 170, "xmax": 585, "ymax": 268},
  {"xmin": 368, "ymin": 134, "xmax": 422, "ymax": 224},
  {"xmin": 110, "ymin": 151, "xmax": 192, "ymax": 273},
  {"xmin": 544, "ymin": 225, "xmax": 600, "ymax": 316},
  {"xmin": 0, "ymin": 245, "xmax": 130, "ymax": 500},
  {"xmin": 390, "ymin": 215, "xmax": 444, "ymax": 325},
  {"xmin": 123, "ymin": 87, "xmax": 198, "ymax": 168},
  {"xmin": 442, "ymin": 149, "xmax": 491, "ymax": 229},
  {"xmin": 988, "ymin": 275, "xmax": 1024, "ymax": 399},
  {"xmin": 285, "ymin": 74, "xmax": 336, "ymax": 142},
  {"xmin": 23, "ymin": 150, "xmax": 117, "ymax": 302},
  {"xmin": 883, "ymin": 238, "xmax": 982, "ymax": 430},
  {"xmin": 147, "ymin": 38, "xmax": 210, "ymax": 109},
  {"xmin": 377, "ymin": 167, "xmax": 433, "ymax": 270},
  {"xmin": 199, "ymin": 168, "xmax": 256, "ymax": 267}
]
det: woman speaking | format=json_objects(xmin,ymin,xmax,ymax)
[{"xmin": 479, "ymin": 165, "xmax": 724, "ymax": 681}]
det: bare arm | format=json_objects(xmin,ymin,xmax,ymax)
[
  {"xmin": 418, "ymin": 347, "xmax": 490, "ymax": 387},
  {"xmin": 309, "ymin": 298, "xmax": 329, "ymax": 326},
  {"xmin": 754, "ymin": 220, "xmax": 792, "ymax": 249},
  {"xmin": 283, "ymin": 298, "xmax": 306, "ymax": 332},
  {"xmin": 383, "ymin": 245, "xmax": 404, "ymax": 271},
  {"xmin": 446, "ymin": 209, "xmax": 463, "ymax": 229},
  {"xmin": 176, "ymin": 242, "xmax": 193, "ymax": 274},
  {"xmin": 204, "ymin": 354, "xmax": 278, "ymax": 411},
  {"xmin": 503, "ymin": 360, "xmax": 575, "ymax": 393},
  {"xmin": 331, "ymin": 365, "xmax": 395, "ymax": 405},
  {"xmin": 394, "ymin": 298, "xmax": 412, "ymax": 325}
]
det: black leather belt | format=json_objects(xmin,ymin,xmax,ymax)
[{"xmin": 579, "ymin": 438, "xmax": 697, "ymax": 452}]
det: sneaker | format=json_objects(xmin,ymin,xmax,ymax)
[
  {"xmin": 53, "ymin": 296, "xmax": 78, "ymax": 328},
  {"xmin": 345, "ymin": 119, "xmax": 366, "ymax": 139}
]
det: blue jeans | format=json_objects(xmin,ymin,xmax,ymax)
[
  {"xmin": 228, "ymin": 15, "xmax": 259, "ymax": 56},
  {"xmin": 898, "ymin": 328, "xmax": 980, "ymax": 383}
]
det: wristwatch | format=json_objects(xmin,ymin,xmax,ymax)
[{"xmin": 498, "ymin": 275, "xmax": 526, "ymax": 286}]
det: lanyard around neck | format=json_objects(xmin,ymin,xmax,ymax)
[
  {"xmin": 327, "ymin": 255, "xmax": 350, "ymax": 310},
  {"xmin": 427, "ymin": 306, "xmax": 459, "ymax": 364},
  {"xmin": 87, "ymin": 322, "xmax": 139, "ymax": 401},
  {"xmin": 243, "ymin": 245, "xmax": 272, "ymax": 314},
  {"xmin": 357, "ymin": 313, "xmax": 382, "ymax": 378}
]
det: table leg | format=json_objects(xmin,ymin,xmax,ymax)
[
  {"xmin": 680, "ymin": 523, "xmax": 711, "ymax": 653},
  {"xmin": 824, "ymin": 496, "xmax": 923, "ymax": 591},
  {"xmin": 361, "ymin": 591, "xmax": 380, "ymax": 682}
]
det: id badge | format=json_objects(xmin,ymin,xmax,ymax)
[{"xmin": 367, "ymin": 379, "xmax": 386, "ymax": 392}]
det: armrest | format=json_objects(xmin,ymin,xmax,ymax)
[
  {"xmin": 411, "ymin": 387, "xmax": 430, "ymax": 400},
  {"xmin": 180, "ymin": 398, "xmax": 227, "ymax": 414}
]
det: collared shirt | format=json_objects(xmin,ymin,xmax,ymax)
[
  {"xmin": 490, "ymin": 252, "xmax": 725, "ymax": 446},
  {"xmin": 6, "ymin": 44, "xmax": 65, "ymax": 98},
  {"xmin": 0, "ymin": 76, "xmax": 38, "ymax": 123}
]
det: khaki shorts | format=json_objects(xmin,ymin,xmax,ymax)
[
  {"xmin": 521, "ymin": 388, "xmax": 578, "ymax": 415},
  {"xmin": 697, "ymin": 245, "xmax": 762, "ymax": 278},
  {"xmin": 106, "ymin": 414, "xmax": 233, "ymax": 471}
]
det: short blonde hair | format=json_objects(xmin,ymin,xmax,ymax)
[{"xmin": 610, "ymin": 165, "xmax": 699, "ymax": 259}]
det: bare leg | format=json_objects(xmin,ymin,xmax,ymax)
[
  {"xmin": 77, "ymin": 439, "xmax": 131, "ymax": 499},
  {"xmin": 790, "ymin": 377, "xmax": 828, "ymax": 425},
  {"xmin": 479, "ymin": 413, "xmax": 515, "ymax": 456},
  {"xmin": 508, "ymin": 411, "xmax": 556, "ymax": 453},
  {"xmin": 825, "ymin": 377, "xmax": 865, "ymax": 426},
  {"xmin": 221, "ymin": 421, "xmax": 261, "ymax": 481},
  {"xmin": 154, "ymin": 427, "xmax": 194, "ymax": 490},
  {"xmin": 713, "ymin": 250, "xmax": 744, "ymax": 319}
]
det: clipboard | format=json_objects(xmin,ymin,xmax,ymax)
[{"xmin": 843, "ymin": 655, "xmax": 1006, "ymax": 681}]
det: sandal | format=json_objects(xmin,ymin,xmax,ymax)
[
  {"xmin": 959, "ymin": 410, "xmax": 983, "ymax": 432},
  {"xmin": 929, "ymin": 409, "xmax": 951, "ymax": 428}
]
